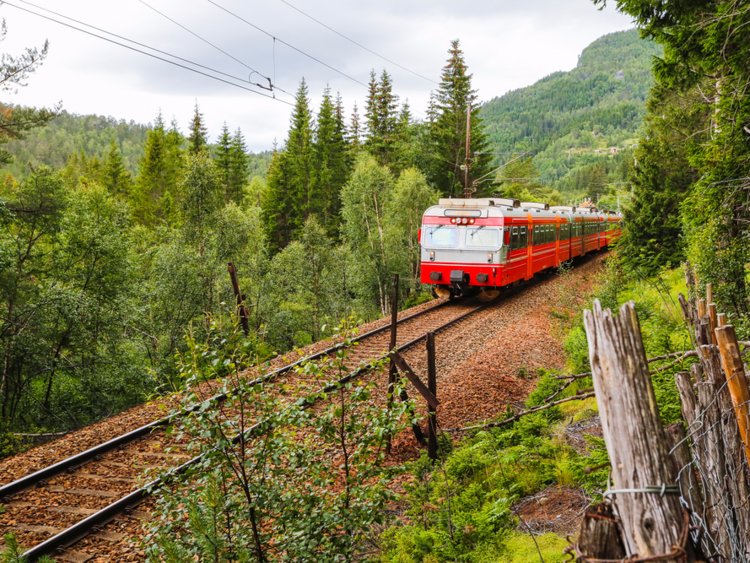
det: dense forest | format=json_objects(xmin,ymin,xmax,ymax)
[
  {"xmin": 0, "ymin": 28, "xmax": 668, "ymax": 445},
  {"xmin": 0, "ymin": 37, "xmax": 491, "ymax": 445}
]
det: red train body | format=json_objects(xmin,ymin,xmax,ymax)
[{"xmin": 419, "ymin": 198, "xmax": 621, "ymax": 298}]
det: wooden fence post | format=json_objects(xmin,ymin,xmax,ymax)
[
  {"xmin": 426, "ymin": 332, "xmax": 438, "ymax": 461},
  {"xmin": 583, "ymin": 300, "xmax": 688, "ymax": 558},
  {"xmin": 715, "ymin": 325, "xmax": 750, "ymax": 465},
  {"xmin": 227, "ymin": 262, "xmax": 250, "ymax": 336},
  {"xmin": 386, "ymin": 274, "xmax": 399, "ymax": 454}
]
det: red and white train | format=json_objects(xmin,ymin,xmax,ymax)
[{"xmin": 419, "ymin": 198, "xmax": 622, "ymax": 299}]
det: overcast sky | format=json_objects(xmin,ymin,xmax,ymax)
[{"xmin": 2, "ymin": 0, "xmax": 634, "ymax": 152}]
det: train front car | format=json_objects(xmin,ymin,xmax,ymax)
[
  {"xmin": 419, "ymin": 198, "xmax": 622, "ymax": 299},
  {"xmin": 419, "ymin": 198, "xmax": 519, "ymax": 300}
]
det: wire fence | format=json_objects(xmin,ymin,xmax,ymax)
[{"xmin": 573, "ymin": 273, "xmax": 750, "ymax": 562}]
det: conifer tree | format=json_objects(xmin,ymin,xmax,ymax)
[
  {"xmin": 0, "ymin": 21, "xmax": 56, "ymax": 165},
  {"xmin": 132, "ymin": 114, "xmax": 183, "ymax": 225},
  {"xmin": 428, "ymin": 40, "xmax": 490, "ymax": 197},
  {"xmin": 215, "ymin": 122, "xmax": 232, "ymax": 189},
  {"xmin": 227, "ymin": 128, "xmax": 249, "ymax": 204},
  {"xmin": 599, "ymin": 0, "xmax": 750, "ymax": 312},
  {"xmin": 262, "ymin": 79, "xmax": 313, "ymax": 252},
  {"xmin": 187, "ymin": 102, "xmax": 208, "ymax": 155},
  {"xmin": 101, "ymin": 139, "xmax": 132, "ymax": 198},
  {"xmin": 348, "ymin": 102, "xmax": 362, "ymax": 151},
  {"xmin": 364, "ymin": 70, "xmax": 399, "ymax": 164},
  {"xmin": 311, "ymin": 87, "xmax": 350, "ymax": 237},
  {"xmin": 215, "ymin": 122, "xmax": 247, "ymax": 202}
]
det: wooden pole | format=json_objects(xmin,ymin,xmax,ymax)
[
  {"xmin": 697, "ymin": 298, "xmax": 707, "ymax": 320},
  {"xmin": 463, "ymin": 103, "xmax": 472, "ymax": 198},
  {"xmin": 227, "ymin": 262, "xmax": 250, "ymax": 336},
  {"xmin": 427, "ymin": 332, "xmax": 438, "ymax": 461},
  {"xmin": 708, "ymin": 303, "xmax": 718, "ymax": 344},
  {"xmin": 717, "ymin": 312, "xmax": 727, "ymax": 327},
  {"xmin": 715, "ymin": 324, "xmax": 750, "ymax": 465},
  {"xmin": 584, "ymin": 300, "xmax": 688, "ymax": 558},
  {"xmin": 388, "ymin": 273, "xmax": 399, "ymax": 395},
  {"xmin": 386, "ymin": 274, "xmax": 399, "ymax": 454}
]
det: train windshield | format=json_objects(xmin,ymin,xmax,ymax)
[
  {"xmin": 465, "ymin": 227, "xmax": 501, "ymax": 247},
  {"xmin": 423, "ymin": 225, "xmax": 459, "ymax": 247}
]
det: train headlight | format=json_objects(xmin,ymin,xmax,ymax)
[
  {"xmin": 487, "ymin": 252, "xmax": 493, "ymax": 263},
  {"xmin": 429, "ymin": 251, "xmax": 435, "ymax": 261}
]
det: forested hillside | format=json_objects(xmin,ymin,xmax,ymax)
[
  {"xmin": 0, "ymin": 109, "xmax": 272, "ymax": 180},
  {"xmin": 481, "ymin": 30, "xmax": 661, "ymax": 200}
]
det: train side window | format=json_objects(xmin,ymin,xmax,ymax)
[
  {"xmin": 511, "ymin": 226, "xmax": 519, "ymax": 249},
  {"xmin": 520, "ymin": 226, "xmax": 527, "ymax": 247}
]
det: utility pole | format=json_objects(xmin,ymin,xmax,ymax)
[{"xmin": 463, "ymin": 103, "xmax": 472, "ymax": 198}]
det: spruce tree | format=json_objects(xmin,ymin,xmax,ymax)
[
  {"xmin": 348, "ymin": 102, "xmax": 362, "ymax": 150},
  {"xmin": 187, "ymin": 102, "xmax": 208, "ymax": 155},
  {"xmin": 262, "ymin": 79, "xmax": 313, "ymax": 252},
  {"xmin": 215, "ymin": 123, "xmax": 232, "ymax": 199},
  {"xmin": 428, "ymin": 40, "xmax": 490, "ymax": 197},
  {"xmin": 101, "ymin": 139, "xmax": 132, "ymax": 198},
  {"xmin": 600, "ymin": 0, "xmax": 750, "ymax": 312},
  {"xmin": 311, "ymin": 87, "xmax": 349, "ymax": 237},
  {"xmin": 227, "ymin": 128, "xmax": 249, "ymax": 204},
  {"xmin": 364, "ymin": 70, "xmax": 399, "ymax": 165},
  {"xmin": 132, "ymin": 114, "xmax": 184, "ymax": 225}
]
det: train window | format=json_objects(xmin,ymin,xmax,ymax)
[
  {"xmin": 511, "ymin": 226, "xmax": 519, "ymax": 249},
  {"xmin": 466, "ymin": 227, "xmax": 500, "ymax": 247},
  {"xmin": 520, "ymin": 226, "xmax": 528, "ymax": 247},
  {"xmin": 423, "ymin": 225, "xmax": 459, "ymax": 247}
]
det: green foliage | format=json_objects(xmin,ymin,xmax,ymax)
[
  {"xmin": 146, "ymin": 325, "xmax": 411, "ymax": 561},
  {"xmin": 365, "ymin": 69, "xmax": 400, "ymax": 165},
  {"xmin": 385, "ymin": 168, "xmax": 440, "ymax": 294},
  {"xmin": 311, "ymin": 87, "xmax": 351, "ymax": 237},
  {"xmin": 131, "ymin": 115, "xmax": 184, "ymax": 225},
  {"xmin": 341, "ymin": 154, "xmax": 395, "ymax": 316},
  {"xmin": 497, "ymin": 532, "xmax": 570, "ymax": 562},
  {"xmin": 264, "ymin": 216, "xmax": 354, "ymax": 349},
  {"xmin": 600, "ymin": 1, "xmax": 750, "ymax": 316},
  {"xmin": 180, "ymin": 151, "xmax": 223, "ymax": 251},
  {"xmin": 379, "ymin": 407, "xmax": 591, "ymax": 562}
]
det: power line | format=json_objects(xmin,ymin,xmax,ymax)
[
  {"xmin": 12, "ymin": 0, "xmax": 270, "ymax": 91},
  {"xmin": 205, "ymin": 0, "xmax": 368, "ymax": 88},
  {"xmin": 136, "ymin": 0, "xmax": 294, "ymax": 98},
  {"xmin": 277, "ymin": 0, "xmax": 437, "ymax": 85},
  {"xmin": 1, "ymin": 0, "xmax": 292, "ymax": 105}
]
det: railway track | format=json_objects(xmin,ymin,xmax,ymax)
[{"xmin": 0, "ymin": 297, "xmax": 492, "ymax": 561}]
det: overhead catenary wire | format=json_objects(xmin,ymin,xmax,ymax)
[
  {"xmin": 205, "ymin": 0, "xmax": 368, "ymax": 88},
  {"xmin": 10, "ymin": 0, "xmax": 276, "ymax": 93},
  {"xmin": 0, "ymin": 0, "xmax": 292, "ymax": 105},
  {"xmin": 276, "ymin": 0, "xmax": 437, "ymax": 85},
  {"xmin": 136, "ymin": 0, "xmax": 294, "ymax": 98}
]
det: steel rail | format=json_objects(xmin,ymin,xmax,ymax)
[
  {"xmin": 20, "ymin": 299, "xmax": 491, "ymax": 561},
  {"xmin": 0, "ymin": 299, "xmax": 454, "ymax": 500}
]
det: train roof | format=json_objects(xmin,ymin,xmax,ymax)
[{"xmin": 424, "ymin": 198, "xmax": 621, "ymax": 221}]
